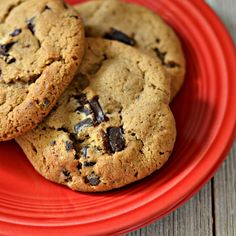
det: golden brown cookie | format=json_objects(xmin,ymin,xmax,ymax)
[
  {"xmin": 0, "ymin": 0, "xmax": 85, "ymax": 141},
  {"xmin": 16, "ymin": 38, "xmax": 176, "ymax": 192},
  {"xmin": 75, "ymin": 0, "xmax": 186, "ymax": 100}
]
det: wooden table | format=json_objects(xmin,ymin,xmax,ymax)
[{"xmin": 127, "ymin": 1, "xmax": 236, "ymax": 235}]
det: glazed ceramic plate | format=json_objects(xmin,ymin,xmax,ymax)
[{"xmin": 0, "ymin": 1, "xmax": 235, "ymax": 235}]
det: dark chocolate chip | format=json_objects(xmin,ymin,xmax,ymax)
[
  {"xmin": 10, "ymin": 28, "xmax": 22, "ymax": 37},
  {"xmin": 6, "ymin": 57, "xmax": 16, "ymax": 64},
  {"xmin": 62, "ymin": 170, "xmax": 72, "ymax": 181},
  {"xmin": 74, "ymin": 118, "xmax": 93, "ymax": 133},
  {"xmin": 63, "ymin": 170, "xmax": 70, "ymax": 177},
  {"xmin": 85, "ymin": 174, "xmax": 100, "ymax": 186},
  {"xmin": 83, "ymin": 161, "xmax": 96, "ymax": 167},
  {"xmin": 159, "ymin": 152, "xmax": 164, "ymax": 155},
  {"xmin": 107, "ymin": 127, "xmax": 125, "ymax": 153},
  {"xmin": 43, "ymin": 5, "xmax": 51, "ymax": 11},
  {"xmin": 73, "ymin": 93, "xmax": 88, "ymax": 105},
  {"xmin": 153, "ymin": 48, "xmax": 166, "ymax": 65},
  {"xmin": 50, "ymin": 140, "xmax": 56, "ymax": 146},
  {"xmin": 76, "ymin": 106, "xmax": 91, "ymax": 116},
  {"xmin": 58, "ymin": 127, "xmax": 70, "ymax": 133},
  {"xmin": 70, "ymin": 15, "xmax": 79, "ymax": 19},
  {"xmin": 104, "ymin": 28, "xmax": 136, "ymax": 46},
  {"xmin": 0, "ymin": 42, "xmax": 16, "ymax": 56},
  {"xmin": 26, "ymin": 17, "xmax": 36, "ymax": 34},
  {"xmin": 89, "ymin": 96, "xmax": 107, "ymax": 124},
  {"xmin": 82, "ymin": 146, "xmax": 88, "ymax": 158},
  {"xmin": 77, "ymin": 162, "xmax": 82, "ymax": 170},
  {"xmin": 65, "ymin": 141, "xmax": 74, "ymax": 151},
  {"xmin": 165, "ymin": 61, "xmax": 180, "ymax": 68}
]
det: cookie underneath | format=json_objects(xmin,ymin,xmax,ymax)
[
  {"xmin": 16, "ymin": 38, "xmax": 176, "ymax": 192},
  {"xmin": 75, "ymin": 0, "xmax": 186, "ymax": 100}
]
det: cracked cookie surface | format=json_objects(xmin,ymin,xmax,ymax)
[
  {"xmin": 16, "ymin": 38, "xmax": 176, "ymax": 192},
  {"xmin": 75, "ymin": 0, "xmax": 186, "ymax": 100},
  {"xmin": 0, "ymin": 0, "xmax": 85, "ymax": 141}
]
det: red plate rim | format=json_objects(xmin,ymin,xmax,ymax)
[{"xmin": 0, "ymin": 1, "xmax": 236, "ymax": 235}]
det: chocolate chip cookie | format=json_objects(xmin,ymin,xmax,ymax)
[
  {"xmin": 16, "ymin": 38, "xmax": 176, "ymax": 192},
  {"xmin": 0, "ymin": 0, "xmax": 85, "ymax": 141},
  {"xmin": 75, "ymin": 0, "xmax": 186, "ymax": 100}
]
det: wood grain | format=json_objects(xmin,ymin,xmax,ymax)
[
  {"xmin": 213, "ymin": 146, "xmax": 236, "ymax": 236},
  {"xmin": 127, "ymin": 181, "xmax": 213, "ymax": 236},
  {"xmin": 127, "ymin": 0, "xmax": 236, "ymax": 235}
]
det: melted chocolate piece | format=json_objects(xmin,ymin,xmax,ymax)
[
  {"xmin": 89, "ymin": 96, "xmax": 107, "ymax": 124},
  {"xmin": 0, "ymin": 42, "xmax": 15, "ymax": 56},
  {"xmin": 107, "ymin": 127, "xmax": 125, "ymax": 153},
  {"xmin": 0, "ymin": 42, "xmax": 16, "ymax": 64},
  {"xmin": 83, "ymin": 161, "xmax": 96, "ymax": 167},
  {"xmin": 165, "ymin": 61, "xmax": 179, "ymax": 68},
  {"xmin": 63, "ymin": 170, "xmax": 70, "ymax": 177},
  {"xmin": 10, "ymin": 28, "xmax": 22, "ymax": 37},
  {"xmin": 77, "ymin": 162, "xmax": 82, "ymax": 170},
  {"xmin": 74, "ymin": 118, "xmax": 93, "ymax": 133},
  {"xmin": 43, "ymin": 5, "xmax": 51, "ymax": 11},
  {"xmin": 65, "ymin": 141, "xmax": 74, "ymax": 151},
  {"xmin": 85, "ymin": 173, "xmax": 100, "ymax": 186},
  {"xmin": 104, "ymin": 28, "xmax": 136, "ymax": 46},
  {"xmin": 62, "ymin": 170, "xmax": 72, "ymax": 182},
  {"xmin": 153, "ymin": 48, "xmax": 166, "ymax": 65},
  {"xmin": 6, "ymin": 57, "xmax": 16, "ymax": 64},
  {"xmin": 26, "ymin": 17, "xmax": 36, "ymax": 34}
]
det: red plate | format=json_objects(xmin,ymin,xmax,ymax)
[{"xmin": 0, "ymin": 1, "xmax": 235, "ymax": 235}]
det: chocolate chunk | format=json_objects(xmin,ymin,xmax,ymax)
[
  {"xmin": 153, "ymin": 48, "xmax": 166, "ymax": 65},
  {"xmin": 82, "ymin": 146, "xmax": 88, "ymax": 157},
  {"xmin": 107, "ymin": 127, "xmax": 125, "ymax": 153},
  {"xmin": 104, "ymin": 28, "xmax": 136, "ymax": 46},
  {"xmin": 65, "ymin": 141, "xmax": 74, "ymax": 151},
  {"xmin": 6, "ymin": 57, "xmax": 16, "ymax": 64},
  {"xmin": 76, "ymin": 106, "xmax": 91, "ymax": 116},
  {"xmin": 62, "ymin": 170, "xmax": 72, "ymax": 182},
  {"xmin": 83, "ymin": 161, "xmax": 96, "ymax": 167},
  {"xmin": 70, "ymin": 15, "xmax": 79, "ymax": 19},
  {"xmin": 0, "ymin": 42, "xmax": 16, "ymax": 56},
  {"xmin": 77, "ymin": 162, "xmax": 82, "ymax": 170},
  {"xmin": 63, "ymin": 170, "xmax": 70, "ymax": 177},
  {"xmin": 10, "ymin": 28, "xmax": 22, "ymax": 37},
  {"xmin": 89, "ymin": 96, "xmax": 107, "ymax": 124},
  {"xmin": 26, "ymin": 17, "xmax": 36, "ymax": 34},
  {"xmin": 73, "ymin": 93, "xmax": 88, "ymax": 105},
  {"xmin": 43, "ymin": 5, "xmax": 51, "ymax": 11},
  {"xmin": 85, "ymin": 173, "xmax": 100, "ymax": 186},
  {"xmin": 165, "ymin": 61, "xmax": 179, "ymax": 68},
  {"xmin": 74, "ymin": 118, "xmax": 93, "ymax": 133},
  {"xmin": 159, "ymin": 152, "xmax": 164, "ymax": 155}
]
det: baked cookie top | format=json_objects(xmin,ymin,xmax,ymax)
[
  {"xmin": 0, "ymin": 0, "xmax": 85, "ymax": 141},
  {"xmin": 75, "ymin": 0, "xmax": 186, "ymax": 100},
  {"xmin": 16, "ymin": 38, "xmax": 176, "ymax": 192}
]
